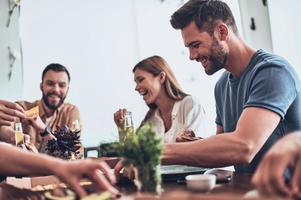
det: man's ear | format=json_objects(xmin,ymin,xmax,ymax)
[
  {"xmin": 159, "ymin": 72, "xmax": 166, "ymax": 84},
  {"xmin": 215, "ymin": 23, "xmax": 229, "ymax": 41},
  {"xmin": 40, "ymin": 82, "xmax": 43, "ymax": 92}
]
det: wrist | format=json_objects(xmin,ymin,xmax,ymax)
[
  {"xmin": 44, "ymin": 133, "xmax": 56, "ymax": 141},
  {"xmin": 40, "ymin": 126, "xmax": 52, "ymax": 137},
  {"xmin": 37, "ymin": 124, "xmax": 47, "ymax": 133}
]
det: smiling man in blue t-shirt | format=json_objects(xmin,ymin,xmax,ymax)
[{"xmin": 162, "ymin": 0, "xmax": 301, "ymax": 174}]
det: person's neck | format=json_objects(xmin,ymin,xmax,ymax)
[
  {"xmin": 225, "ymin": 36, "xmax": 256, "ymax": 77},
  {"xmin": 156, "ymin": 93, "xmax": 175, "ymax": 116},
  {"xmin": 41, "ymin": 100, "xmax": 55, "ymax": 117}
]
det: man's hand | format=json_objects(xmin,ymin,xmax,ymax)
[
  {"xmin": 23, "ymin": 115, "xmax": 46, "ymax": 133},
  {"xmin": 0, "ymin": 99, "xmax": 24, "ymax": 126},
  {"xmin": 55, "ymin": 159, "xmax": 119, "ymax": 198},
  {"xmin": 23, "ymin": 116, "xmax": 56, "ymax": 141},
  {"xmin": 252, "ymin": 132, "xmax": 301, "ymax": 198}
]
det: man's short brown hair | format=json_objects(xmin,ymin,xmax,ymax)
[{"xmin": 170, "ymin": 0, "xmax": 238, "ymax": 35}]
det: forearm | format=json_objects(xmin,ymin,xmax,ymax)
[
  {"xmin": 0, "ymin": 143, "xmax": 63, "ymax": 176},
  {"xmin": 163, "ymin": 132, "xmax": 252, "ymax": 167}
]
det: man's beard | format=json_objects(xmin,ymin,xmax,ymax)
[
  {"xmin": 205, "ymin": 38, "xmax": 228, "ymax": 75},
  {"xmin": 42, "ymin": 92, "xmax": 66, "ymax": 110}
]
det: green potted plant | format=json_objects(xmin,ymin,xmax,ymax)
[{"xmin": 117, "ymin": 123, "xmax": 163, "ymax": 194}]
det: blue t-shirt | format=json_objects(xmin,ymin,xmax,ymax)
[{"xmin": 215, "ymin": 49, "xmax": 301, "ymax": 173}]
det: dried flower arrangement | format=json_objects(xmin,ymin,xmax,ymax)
[{"xmin": 45, "ymin": 125, "xmax": 82, "ymax": 160}]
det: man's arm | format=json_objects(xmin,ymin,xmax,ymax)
[
  {"xmin": 162, "ymin": 107, "xmax": 280, "ymax": 167},
  {"xmin": 0, "ymin": 143, "xmax": 119, "ymax": 197}
]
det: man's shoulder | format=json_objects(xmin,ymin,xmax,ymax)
[
  {"xmin": 251, "ymin": 51, "xmax": 300, "ymax": 85},
  {"xmin": 253, "ymin": 50, "xmax": 293, "ymax": 72},
  {"xmin": 59, "ymin": 102, "xmax": 80, "ymax": 113}
]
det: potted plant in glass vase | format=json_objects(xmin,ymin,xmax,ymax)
[{"xmin": 118, "ymin": 123, "xmax": 163, "ymax": 194}]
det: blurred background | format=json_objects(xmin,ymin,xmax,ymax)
[{"xmin": 1, "ymin": 0, "xmax": 301, "ymax": 147}]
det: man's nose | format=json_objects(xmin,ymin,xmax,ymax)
[
  {"xmin": 189, "ymin": 49, "xmax": 197, "ymax": 61},
  {"xmin": 52, "ymin": 84, "xmax": 60, "ymax": 93},
  {"xmin": 135, "ymin": 83, "xmax": 140, "ymax": 91}
]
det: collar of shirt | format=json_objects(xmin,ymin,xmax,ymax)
[{"xmin": 38, "ymin": 100, "xmax": 62, "ymax": 126}]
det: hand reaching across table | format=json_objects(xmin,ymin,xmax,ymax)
[
  {"xmin": 252, "ymin": 132, "xmax": 301, "ymax": 198},
  {"xmin": 0, "ymin": 143, "xmax": 120, "ymax": 198}
]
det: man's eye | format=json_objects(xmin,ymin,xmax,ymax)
[
  {"xmin": 193, "ymin": 44, "xmax": 200, "ymax": 48},
  {"xmin": 46, "ymin": 82, "xmax": 55, "ymax": 86}
]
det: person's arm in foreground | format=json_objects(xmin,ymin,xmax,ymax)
[
  {"xmin": 163, "ymin": 107, "xmax": 280, "ymax": 167},
  {"xmin": 252, "ymin": 132, "xmax": 301, "ymax": 198},
  {"xmin": 0, "ymin": 143, "xmax": 119, "ymax": 197}
]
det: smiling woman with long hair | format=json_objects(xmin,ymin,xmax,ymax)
[{"xmin": 114, "ymin": 56, "xmax": 207, "ymax": 143}]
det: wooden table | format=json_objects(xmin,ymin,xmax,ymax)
[
  {"xmin": 0, "ymin": 173, "xmax": 292, "ymax": 200},
  {"xmin": 118, "ymin": 172, "xmax": 291, "ymax": 200}
]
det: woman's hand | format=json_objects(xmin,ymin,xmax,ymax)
[
  {"xmin": 176, "ymin": 130, "xmax": 201, "ymax": 142},
  {"xmin": 113, "ymin": 108, "xmax": 127, "ymax": 129}
]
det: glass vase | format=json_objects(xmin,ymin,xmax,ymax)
[{"xmin": 134, "ymin": 164, "xmax": 161, "ymax": 194}]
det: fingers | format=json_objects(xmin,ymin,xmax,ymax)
[
  {"xmin": 0, "ymin": 118, "xmax": 13, "ymax": 126},
  {"xmin": 124, "ymin": 166, "xmax": 135, "ymax": 180},
  {"xmin": 252, "ymin": 153, "xmax": 291, "ymax": 196},
  {"xmin": 97, "ymin": 161, "xmax": 116, "ymax": 184},
  {"xmin": 114, "ymin": 108, "xmax": 127, "ymax": 128},
  {"xmin": 291, "ymin": 158, "xmax": 301, "ymax": 197},
  {"xmin": 114, "ymin": 160, "xmax": 123, "ymax": 177},
  {"xmin": 0, "ymin": 100, "xmax": 24, "ymax": 118},
  {"xmin": 0, "ymin": 108, "xmax": 21, "ymax": 126},
  {"xmin": 0, "ymin": 100, "xmax": 25, "ymax": 127},
  {"xmin": 1, "ymin": 100, "xmax": 24, "ymax": 112},
  {"xmin": 24, "ymin": 134, "xmax": 30, "ymax": 145},
  {"xmin": 92, "ymin": 169, "xmax": 119, "ymax": 196},
  {"xmin": 0, "ymin": 112, "xmax": 15, "ymax": 122},
  {"xmin": 82, "ymin": 160, "xmax": 119, "ymax": 196},
  {"xmin": 68, "ymin": 178, "xmax": 87, "ymax": 198}
]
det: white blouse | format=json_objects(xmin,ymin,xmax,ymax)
[{"xmin": 148, "ymin": 96, "xmax": 208, "ymax": 143}]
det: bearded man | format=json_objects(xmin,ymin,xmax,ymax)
[
  {"xmin": 0, "ymin": 64, "xmax": 82, "ymax": 157},
  {"xmin": 162, "ymin": 0, "xmax": 301, "ymax": 174}
]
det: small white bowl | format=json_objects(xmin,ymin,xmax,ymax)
[{"xmin": 186, "ymin": 174, "xmax": 216, "ymax": 192}]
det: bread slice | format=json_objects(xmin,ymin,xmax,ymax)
[{"xmin": 24, "ymin": 106, "xmax": 39, "ymax": 118}]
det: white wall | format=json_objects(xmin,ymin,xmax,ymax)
[
  {"xmin": 268, "ymin": 0, "xmax": 301, "ymax": 74},
  {"xmin": 20, "ymin": 0, "xmax": 242, "ymax": 147},
  {"xmin": 0, "ymin": 0, "xmax": 23, "ymax": 100},
  {"xmin": 238, "ymin": 0, "xmax": 273, "ymax": 53}
]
